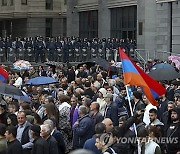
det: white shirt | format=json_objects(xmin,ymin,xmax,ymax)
[
  {"xmin": 13, "ymin": 77, "xmax": 22, "ymax": 88},
  {"xmin": 143, "ymin": 103, "xmax": 157, "ymax": 125}
]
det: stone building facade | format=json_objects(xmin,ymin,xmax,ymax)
[{"xmin": 0, "ymin": 0, "xmax": 67, "ymax": 37}]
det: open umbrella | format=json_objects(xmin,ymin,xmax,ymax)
[
  {"xmin": 148, "ymin": 67, "xmax": 180, "ymax": 81},
  {"xmin": 90, "ymin": 58, "xmax": 110, "ymax": 70},
  {"xmin": 4, "ymin": 91, "xmax": 32, "ymax": 103},
  {"xmin": 25, "ymin": 76, "xmax": 58, "ymax": 85},
  {"xmin": 0, "ymin": 83, "xmax": 23, "ymax": 97},
  {"xmin": 13, "ymin": 60, "xmax": 31, "ymax": 70},
  {"xmin": 77, "ymin": 61, "xmax": 96, "ymax": 69},
  {"xmin": 151, "ymin": 63, "xmax": 175, "ymax": 70}
]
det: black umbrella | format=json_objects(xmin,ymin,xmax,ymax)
[
  {"xmin": 0, "ymin": 83, "xmax": 23, "ymax": 97},
  {"xmin": 77, "ymin": 61, "xmax": 96, "ymax": 69},
  {"xmin": 90, "ymin": 58, "xmax": 110, "ymax": 70},
  {"xmin": 148, "ymin": 67, "xmax": 180, "ymax": 81}
]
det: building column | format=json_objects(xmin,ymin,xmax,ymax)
[
  {"xmin": 137, "ymin": 0, "xmax": 157, "ymax": 54},
  {"xmin": 2, "ymin": 21, "xmax": 7, "ymax": 38},
  {"xmin": 66, "ymin": 0, "xmax": 79, "ymax": 37},
  {"xmin": 98, "ymin": 0, "xmax": 111, "ymax": 39}
]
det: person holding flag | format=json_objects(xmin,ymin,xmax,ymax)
[{"xmin": 119, "ymin": 47, "xmax": 166, "ymax": 108}]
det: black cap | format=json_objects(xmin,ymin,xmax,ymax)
[{"xmin": 30, "ymin": 125, "xmax": 41, "ymax": 134}]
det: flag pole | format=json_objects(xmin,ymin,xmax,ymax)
[{"xmin": 125, "ymin": 85, "xmax": 137, "ymax": 136}]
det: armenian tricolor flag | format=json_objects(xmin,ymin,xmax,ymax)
[
  {"xmin": 119, "ymin": 48, "xmax": 166, "ymax": 106},
  {"xmin": 0, "ymin": 66, "xmax": 9, "ymax": 83}
]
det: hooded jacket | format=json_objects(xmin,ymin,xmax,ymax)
[{"xmin": 166, "ymin": 107, "xmax": 180, "ymax": 154}]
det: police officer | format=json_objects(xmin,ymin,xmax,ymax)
[
  {"xmin": 0, "ymin": 37, "xmax": 6, "ymax": 62},
  {"xmin": 47, "ymin": 37, "xmax": 56, "ymax": 61},
  {"xmin": 15, "ymin": 37, "xmax": 24, "ymax": 60},
  {"xmin": 55, "ymin": 37, "xmax": 63, "ymax": 62},
  {"xmin": 105, "ymin": 38, "xmax": 112, "ymax": 61},
  {"xmin": 74, "ymin": 38, "xmax": 81, "ymax": 62},
  {"xmin": 34, "ymin": 37, "xmax": 45, "ymax": 63},
  {"xmin": 5, "ymin": 37, "xmax": 13, "ymax": 62},
  {"xmin": 81, "ymin": 38, "xmax": 88, "ymax": 62},
  {"xmin": 97, "ymin": 40, "xmax": 105, "ymax": 59},
  {"xmin": 90, "ymin": 39, "xmax": 98, "ymax": 59},
  {"xmin": 24, "ymin": 37, "xmax": 34, "ymax": 62},
  {"xmin": 63, "ymin": 37, "xmax": 69, "ymax": 63},
  {"xmin": 112, "ymin": 38, "xmax": 119, "ymax": 62}
]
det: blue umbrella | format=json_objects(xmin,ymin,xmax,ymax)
[
  {"xmin": 25, "ymin": 76, "xmax": 58, "ymax": 85},
  {"xmin": 151, "ymin": 63, "xmax": 175, "ymax": 70},
  {"xmin": 5, "ymin": 91, "xmax": 32, "ymax": 103}
]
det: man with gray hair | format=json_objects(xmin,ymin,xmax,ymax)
[
  {"xmin": 104, "ymin": 93, "xmax": 119, "ymax": 126},
  {"xmin": 44, "ymin": 119, "xmax": 66, "ymax": 154},
  {"xmin": 73, "ymin": 105, "xmax": 95, "ymax": 149},
  {"xmin": 40, "ymin": 124, "xmax": 59, "ymax": 154}
]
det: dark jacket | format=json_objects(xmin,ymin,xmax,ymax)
[
  {"xmin": 0, "ymin": 111, "xmax": 8, "ymax": 125},
  {"xmin": 89, "ymin": 111, "xmax": 104, "ymax": 125},
  {"xmin": 46, "ymin": 135, "xmax": 59, "ymax": 154},
  {"xmin": 104, "ymin": 102, "xmax": 119, "ymax": 126},
  {"xmin": 52, "ymin": 130, "xmax": 66, "ymax": 154},
  {"xmin": 31, "ymin": 137, "xmax": 49, "ymax": 154},
  {"xmin": 7, "ymin": 139, "xmax": 23, "ymax": 154},
  {"xmin": 83, "ymin": 88, "xmax": 95, "ymax": 99},
  {"xmin": 133, "ymin": 100, "xmax": 146, "ymax": 113},
  {"xmin": 83, "ymin": 135, "xmax": 101, "ymax": 154},
  {"xmin": 158, "ymin": 98, "xmax": 169, "ymax": 120},
  {"xmin": 166, "ymin": 107, "xmax": 180, "ymax": 154},
  {"xmin": 0, "ymin": 137, "xmax": 7, "ymax": 154},
  {"xmin": 73, "ymin": 114, "xmax": 94, "ymax": 149},
  {"xmin": 112, "ymin": 114, "xmax": 140, "ymax": 154}
]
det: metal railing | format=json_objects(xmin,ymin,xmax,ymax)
[{"xmin": 135, "ymin": 49, "xmax": 180, "ymax": 62}]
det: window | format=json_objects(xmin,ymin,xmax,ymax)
[
  {"xmin": 110, "ymin": 6, "xmax": 137, "ymax": 40},
  {"xmin": 79, "ymin": 11, "xmax": 98, "ymax": 39},
  {"xmin": 46, "ymin": 18, "xmax": 52, "ymax": 37},
  {"xmin": 138, "ymin": 22, "xmax": 143, "ymax": 35},
  {"xmin": 10, "ymin": 0, "xmax": 14, "ymax": 6},
  {"xmin": 64, "ymin": 0, "xmax": 67, "ymax": 5},
  {"xmin": 2, "ymin": 0, "xmax": 7, "ymax": 6},
  {"xmin": 46, "ymin": 0, "xmax": 53, "ymax": 10},
  {"xmin": 21, "ymin": 0, "xmax": 27, "ymax": 5},
  {"xmin": 63, "ymin": 18, "xmax": 67, "ymax": 37}
]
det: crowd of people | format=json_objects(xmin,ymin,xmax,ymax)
[
  {"xmin": 0, "ymin": 36, "xmax": 136, "ymax": 63},
  {"xmin": 0, "ymin": 57, "xmax": 179, "ymax": 154}
]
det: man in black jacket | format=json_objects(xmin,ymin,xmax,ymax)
[
  {"xmin": 44, "ymin": 119, "xmax": 66, "ymax": 154},
  {"xmin": 40, "ymin": 124, "xmax": 59, "ymax": 154},
  {"xmin": 5, "ymin": 125, "xmax": 23, "ymax": 154},
  {"xmin": 89, "ymin": 102, "xmax": 104, "ymax": 125},
  {"xmin": 30, "ymin": 125, "xmax": 49, "ymax": 154},
  {"xmin": 104, "ymin": 93, "xmax": 119, "ymax": 126},
  {"xmin": 0, "ymin": 100, "xmax": 8, "ymax": 126},
  {"xmin": 165, "ymin": 107, "xmax": 180, "ymax": 154},
  {"xmin": 73, "ymin": 105, "xmax": 95, "ymax": 149}
]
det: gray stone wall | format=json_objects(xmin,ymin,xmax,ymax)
[
  {"xmin": 172, "ymin": 2, "xmax": 180, "ymax": 53},
  {"xmin": 156, "ymin": 3, "xmax": 171, "ymax": 52},
  {"xmin": 137, "ymin": 0, "xmax": 157, "ymax": 52},
  {"xmin": 26, "ymin": 18, "xmax": 45, "ymax": 37}
]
